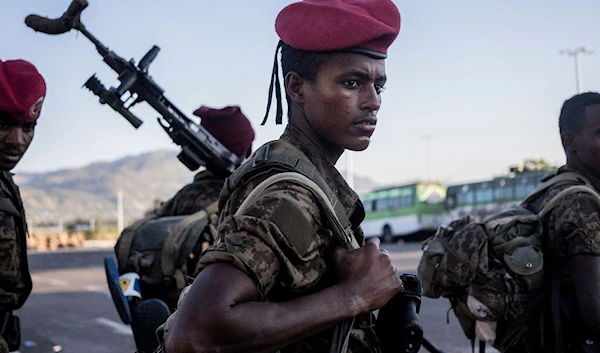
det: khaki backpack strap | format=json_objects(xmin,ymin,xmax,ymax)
[
  {"xmin": 161, "ymin": 201, "xmax": 220, "ymax": 289},
  {"xmin": 115, "ymin": 212, "xmax": 159, "ymax": 273},
  {"xmin": 538, "ymin": 185, "xmax": 600, "ymax": 218},
  {"xmin": 235, "ymin": 171, "xmax": 357, "ymax": 353},
  {"xmin": 523, "ymin": 171, "xmax": 592, "ymax": 206},
  {"xmin": 225, "ymin": 140, "xmax": 353, "ymax": 240},
  {"xmin": 235, "ymin": 171, "xmax": 359, "ymax": 249}
]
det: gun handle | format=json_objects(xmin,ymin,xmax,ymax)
[
  {"xmin": 139, "ymin": 46, "xmax": 160, "ymax": 72},
  {"xmin": 119, "ymin": 108, "xmax": 143, "ymax": 129}
]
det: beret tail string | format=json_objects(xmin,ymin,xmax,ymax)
[{"xmin": 262, "ymin": 41, "xmax": 284, "ymax": 125}]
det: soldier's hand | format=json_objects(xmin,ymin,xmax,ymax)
[{"xmin": 333, "ymin": 237, "xmax": 402, "ymax": 313}]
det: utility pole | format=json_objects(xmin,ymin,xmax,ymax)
[
  {"xmin": 345, "ymin": 150, "xmax": 355, "ymax": 189},
  {"xmin": 560, "ymin": 47, "xmax": 593, "ymax": 93},
  {"xmin": 117, "ymin": 190, "xmax": 124, "ymax": 235}
]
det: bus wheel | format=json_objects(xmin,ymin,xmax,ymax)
[{"xmin": 382, "ymin": 226, "xmax": 394, "ymax": 244}]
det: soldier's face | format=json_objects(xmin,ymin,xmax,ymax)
[
  {"xmin": 0, "ymin": 112, "xmax": 35, "ymax": 171},
  {"xmin": 574, "ymin": 104, "xmax": 600, "ymax": 176},
  {"xmin": 301, "ymin": 53, "xmax": 386, "ymax": 154}
]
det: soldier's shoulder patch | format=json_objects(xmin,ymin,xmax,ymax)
[{"xmin": 268, "ymin": 198, "xmax": 316, "ymax": 255}]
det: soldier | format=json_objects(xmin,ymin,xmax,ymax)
[
  {"xmin": 0, "ymin": 59, "xmax": 46, "ymax": 352},
  {"xmin": 165, "ymin": 0, "xmax": 403, "ymax": 352},
  {"xmin": 519, "ymin": 92, "xmax": 600, "ymax": 353},
  {"xmin": 154, "ymin": 105, "xmax": 255, "ymax": 218},
  {"xmin": 118, "ymin": 105, "xmax": 255, "ymax": 309}
]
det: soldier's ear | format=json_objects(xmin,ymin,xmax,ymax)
[
  {"xmin": 284, "ymin": 71, "xmax": 306, "ymax": 106},
  {"xmin": 561, "ymin": 132, "xmax": 577, "ymax": 153}
]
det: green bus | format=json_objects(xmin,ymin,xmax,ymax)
[
  {"xmin": 445, "ymin": 166, "xmax": 556, "ymax": 220},
  {"xmin": 360, "ymin": 182, "xmax": 447, "ymax": 243}
]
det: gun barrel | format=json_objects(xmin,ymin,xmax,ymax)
[{"xmin": 83, "ymin": 75, "xmax": 143, "ymax": 129}]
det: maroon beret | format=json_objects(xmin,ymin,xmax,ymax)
[
  {"xmin": 275, "ymin": 0, "xmax": 401, "ymax": 59},
  {"xmin": 0, "ymin": 59, "xmax": 46, "ymax": 122},
  {"xmin": 194, "ymin": 105, "xmax": 255, "ymax": 157}
]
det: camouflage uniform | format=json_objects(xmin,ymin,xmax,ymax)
[
  {"xmin": 198, "ymin": 125, "xmax": 380, "ymax": 353},
  {"xmin": 155, "ymin": 170, "xmax": 225, "ymax": 217},
  {"xmin": 153, "ymin": 170, "xmax": 224, "ymax": 247},
  {"xmin": 527, "ymin": 166, "xmax": 600, "ymax": 352},
  {"xmin": 0, "ymin": 171, "xmax": 32, "ymax": 353},
  {"xmin": 126, "ymin": 170, "xmax": 225, "ymax": 308}
]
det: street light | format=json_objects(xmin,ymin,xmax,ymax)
[{"xmin": 559, "ymin": 47, "xmax": 593, "ymax": 93}]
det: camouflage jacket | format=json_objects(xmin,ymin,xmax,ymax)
[
  {"xmin": 0, "ymin": 172, "xmax": 31, "ymax": 311},
  {"xmin": 198, "ymin": 125, "xmax": 380, "ymax": 353},
  {"xmin": 541, "ymin": 166, "xmax": 600, "ymax": 275},
  {"xmin": 156, "ymin": 170, "xmax": 225, "ymax": 217},
  {"xmin": 532, "ymin": 166, "xmax": 600, "ymax": 351}
]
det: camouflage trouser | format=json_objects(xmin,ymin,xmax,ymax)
[{"xmin": 0, "ymin": 337, "xmax": 8, "ymax": 353}]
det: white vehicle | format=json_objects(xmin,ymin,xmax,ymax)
[{"xmin": 360, "ymin": 182, "xmax": 447, "ymax": 243}]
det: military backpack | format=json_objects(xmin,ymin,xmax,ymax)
[
  {"xmin": 417, "ymin": 171, "xmax": 600, "ymax": 352},
  {"xmin": 114, "ymin": 201, "xmax": 220, "ymax": 310}
]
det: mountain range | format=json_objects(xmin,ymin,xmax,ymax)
[{"xmin": 15, "ymin": 150, "xmax": 380, "ymax": 225}]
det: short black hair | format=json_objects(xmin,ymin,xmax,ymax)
[
  {"xmin": 559, "ymin": 92, "xmax": 600, "ymax": 134},
  {"xmin": 280, "ymin": 43, "xmax": 332, "ymax": 116},
  {"xmin": 280, "ymin": 42, "xmax": 331, "ymax": 81}
]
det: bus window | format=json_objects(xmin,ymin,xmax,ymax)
[
  {"xmin": 446, "ymin": 194, "xmax": 457, "ymax": 209},
  {"xmin": 455, "ymin": 184, "xmax": 475, "ymax": 206},
  {"xmin": 475, "ymin": 183, "xmax": 493, "ymax": 204},
  {"xmin": 403, "ymin": 193, "xmax": 415, "ymax": 207},
  {"xmin": 493, "ymin": 179, "xmax": 514, "ymax": 201},
  {"xmin": 379, "ymin": 198, "xmax": 389, "ymax": 211},
  {"xmin": 515, "ymin": 177, "xmax": 531, "ymax": 199}
]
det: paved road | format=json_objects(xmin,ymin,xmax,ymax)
[
  {"xmin": 16, "ymin": 247, "xmax": 136, "ymax": 353},
  {"xmin": 13, "ymin": 242, "xmax": 495, "ymax": 353}
]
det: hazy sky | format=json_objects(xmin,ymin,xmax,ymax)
[{"xmin": 3, "ymin": 0, "xmax": 599, "ymax": 187}]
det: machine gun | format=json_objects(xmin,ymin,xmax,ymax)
[{"xmin": 24, "ymin": 0, "xmax": 243, "ymax": 175}]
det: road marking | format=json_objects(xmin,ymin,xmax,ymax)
[
  {"xmin": 85, "ymin": 285, "xmax": 107, "ymax": 293},
  {"xmin": 396, "ymin": 265, "xmax": 419, "ymax": 274},
  {"xmin": 95, "ymin": 317, "xmax": 133, "ymax": 336},
  {"xmin": 389, "ymin": 250, "xmax": 423, "ymax": 261},
  {"xmin": 48, "ymin": 279, "xmax": 69, "ymax": 287},
  {"xmin": 85, "ymin": 285, "xmax": 113, "ymax": 300}
]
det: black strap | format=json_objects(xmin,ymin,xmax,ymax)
[
  {"xmin": 551, "ymin": 270, "xmax": 564, "ymax": 353},
  {"xmin": 261, "ymin": 41, "xmax": 284, "ymax": 125},
  {"xmin": 0, "ymin": 311, "xmax": 11, "ymax": 337},
  {"xmin": 0, "ymin": 198, "xmax": 20, "ymax": 218}
]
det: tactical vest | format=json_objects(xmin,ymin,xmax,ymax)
[
  {"xmin": 0, "ymin": 172, "xmax": 32, "ymax": 311},
  {"xmin": 157, "ymin": 139, "xmax": 361, "ymax": 353},
  {"xmin": 219, "ymin": 139, "xmax": 359, "ymax": 249}
]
